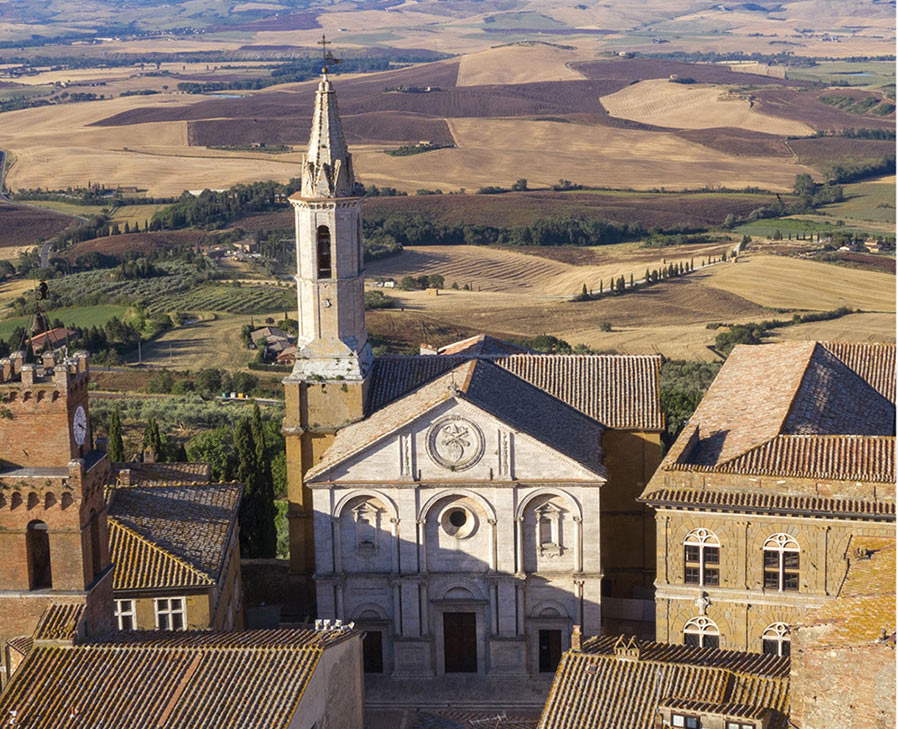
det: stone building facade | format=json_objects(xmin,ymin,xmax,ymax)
[
  {"xmin": 641, "ymin": 341, "xmax": 895, "ymax": 654},
  {"xmin": 281, "ymin": 72, "xmax": 665, "ymax": 678}
]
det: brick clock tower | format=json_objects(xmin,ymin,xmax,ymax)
[
  {"xmin": 0, "ymin": 350, "xmax": 114, "ymax": 679},
  {"xmin": 283, "ymin": 70, "xmax": 371, "ymax": 611}
]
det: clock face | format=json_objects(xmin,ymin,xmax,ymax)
[{"xmin": 73, "ymin": 405, "xmax": 88, "ymax": 447}]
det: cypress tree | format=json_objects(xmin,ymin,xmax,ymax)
[
  {"xmin": 236, "ymin": 415, "xmax": 277, "ymax": 559},
  {"xmin": 629, "ymin": 273, "xmax": 634, "ymax": 288},
  {"xmin": 108, "ymin": 407, "xmax": 124, "ymax": 462},
  {"xmin": 235, "ymin": 419, "xmax": 259, "ymax": 557},
  {"xmin": 142, "ymin": 417, "xmax": 164, "ymax": 459},
  {"xmin": 252, "ymin": 404, "xmax": 277, "ymax": 558}
]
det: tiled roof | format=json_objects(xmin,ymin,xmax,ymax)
[
  {"xmin": 640, "ymin": 487, "xmax": 896, "ymax": 520},
  {"xmin": 496, "ymin": 354, "xmax": 663, "ymax": 431},
  {"xmin": 538, "ymin": 636, "xmax": 789, "ymax": 729},
  {"xmin": 823, "ymin": 341, "xmax": 895, "ymax": 402},
  {"xmin": 0, "ymin": 628, "xmax": 357, "ymax": 729},
  {"xmin": 642, "ymin": 342, "xmax": 896, "ymax": 509},
  {"xmin": 6, "ymin": 636, "xmax": 32, "ymax": 657},
  {"xmin": 109, "ymin": 519, "xmax": 214, "ymax": 590},
  {"xmin": 32, "ymin": 603, "xmax": 85, "ymax": 642},
  {"xmin": 798, "ymin": 536, "xmax": 895, "ymax": 645},
  {"xmin": 107, "ymin": 483, "xmax": 241, "ymax": 590},
  {"xmin": 113, "ymin": 461, "xmax": 212, "ymax": 486},
  {"xmin": 660, "ymin": 699, "xmax": 770, "ymax": 721},
  {"xmin": 367, "ymin": 353, "xmax": 663, "ymax": 431},
  {"xmin": 308, "ymin": 359, "xmax": 606, "ymax": 480},
  {"xmin": 432, "ymin": 334, "xmax": 528, "ymax": 357},
  {"xmin": 668, "ymin": 435, "xmax": 895, "ymax": 483}
]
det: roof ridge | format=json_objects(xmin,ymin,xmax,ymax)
[{"xmin": 108, "ymin": 518, "xmax": 215, "ymax": 584}]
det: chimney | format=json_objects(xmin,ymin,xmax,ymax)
[{"xmin": 571, "ymin": 624, "xmax": 582, "ymax": 652}]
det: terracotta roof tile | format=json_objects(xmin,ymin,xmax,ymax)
[
  {"xmin": 433, "ymin": 334, "xmax": 528, "ymax": 356},
  {"xmin": 676, "ymin": 435, "xmax": 895, "ymax": 483},
  {"xmin": 643, "ymin": 342, "xmax": 896, "ymax": 509},
  {"xmin": 538, "ymin": 636, "xmax": 789, "ymax": 729},
  {"xmin": 0, "ymin": 628, "xmax": 357, "ymax": 729},
  {"xmin": 640, "ymin": 487, "xmax": 895, "ymax": 520},
  {"xmin": 496, "ymin": 354, "xmax": 663, "ymax": 430},
  {"xmin": 113, "ymin": 462, "xmax": 212, "ymax": 487},
  {"xmin": 109, "ymin": 520, "xmax": 215, "ymax": 590},
  {"xmin": 32, "ymin": 603, "xmax": 85, "ymax": 642},
  {"xmin": 107, "ymin": 483, "xmax": 242, "ymax": 590},
  {"xmin": 6, "ymin": 636, "xmax": 32, "ymax": 657},
  {"xmin": 367, "ymin": 353, "xmax": 663, "ymax": 431},
  {"xmin": 823, "ymin": 342, "xmax": 895, "ymax": 402}
]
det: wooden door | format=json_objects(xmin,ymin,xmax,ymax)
[{"xmin": 443, "ymin": 612, "xmax": 477, "ymax": 673}]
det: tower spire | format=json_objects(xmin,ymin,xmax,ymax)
[{"xmin": 301, "ymin": 36, "xmax": 353, "ymax": 199}]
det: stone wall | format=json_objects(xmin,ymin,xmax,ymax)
[{"xmin": 653, "ymin": 507, "xmax": 893, "ymax": 651}]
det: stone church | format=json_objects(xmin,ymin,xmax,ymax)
[{"xmin": 283, "ymin": 71, "xmax": 665, "ymax": 679}]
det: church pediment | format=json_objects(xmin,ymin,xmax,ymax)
[{"xmin": 306, "ymin": 397, "xmax": 606, "ymax": 484}]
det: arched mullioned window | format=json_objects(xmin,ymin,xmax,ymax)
[
  {"xmin": 762, "ymin": 622, "xmax": 791, "ymax": 657},
  {"xmin": 683, "ymin": 616, "xmax": 720, "ymax": 649},
  {"xmin": 683, "ymin": 528, "xmax": 720, "ymax": 586},
  {"xmin": 763, "ymin": 534, "xmax": 800, "ymax": 592},
  {"xmin": 316, "ymin": 225, "xmax": 332, "ymax": 278},
  {"xmin": 26, "ymin": 520, "xmax": 52, "ymax": 590}
]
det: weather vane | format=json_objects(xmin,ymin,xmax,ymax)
[{"xmin": 317, "ymin": 33, "xmax": 340, "ymax": 74}]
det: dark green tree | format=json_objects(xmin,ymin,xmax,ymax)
[
  {"xmin": 142, "ymin": 417, "xmax": 164, "ymax": 459},
  {"xmin": 236, "ymin": 415, "xmax": 277, "ymax": 559},
  {"xmin": 108, "ymin": 407, "xmax": 125, "ymax": 462}
]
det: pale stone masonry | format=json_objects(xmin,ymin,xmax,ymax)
[{"xmin": 282, "ymin": 71, "xmax": 667, "ymax": 679}]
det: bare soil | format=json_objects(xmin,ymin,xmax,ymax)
[{"xmin": 0, "ymin": 201, "xmax": 75, "ymax": 248}]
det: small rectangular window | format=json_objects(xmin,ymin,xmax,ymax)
[
  {"xmin": 115, "ymin": 599, "xmax": 135, "ymax": 631},
  {"xmin": 155, "ymin": 597, "xmax": 186, "ymax": 630},
  {"xmin": 685, "ymin": 566, "xmax": 701, "ymax": 584},
  {"xmin": 703, "ymin": 567, "xmax": 720, "ymax": 586},
  {"xmin": 671, "ymin": 714, "xmax": 701, "ymax": 729},
  {"xmin": 704, "ymin": 634, "xmax": 720, "ymax": 650},
  {"xmin": 684, "ymin": 633, "xmax": 700, "ymax": 648}
]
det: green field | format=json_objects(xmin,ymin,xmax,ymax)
[
  {"xmin": 734, "ymin": 217, "xmax": 876, "ymax": 239},
  {"xmin": 817, "ymin": 178, "xmax": 896, "ymax": 228},
  {"xmin": 146, "ymin": 283, "xmax": 294, "ymax": 315},
  {"xmin": 785, "ymin": 61, "xmax": 896, "ymax": 89},
  {"xmin": 20, "ymin": 200, "xmax": 107, "ymax": 219},
  {"xmin": 0, "ymin": 304, "xmax": 128, "ymax": 339}
]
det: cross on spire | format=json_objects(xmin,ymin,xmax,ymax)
[{"xmin": 317, "ymin": 34, "xmax": 339, "ymax": 74}]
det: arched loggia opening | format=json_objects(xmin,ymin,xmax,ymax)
[
  {"xmin": 26, "ymin": 520, "xmax": 52, "ymax": 590},
  {"xmin": 317, "ymin": 225, "xmax": 332, "ymax": 278}
]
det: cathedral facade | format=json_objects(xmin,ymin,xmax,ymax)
[{"xmin": 283, "ymin": 72, "xmax": 664, "ymax": 678}]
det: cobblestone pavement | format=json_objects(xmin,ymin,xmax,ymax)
[{"xmin": 365, "ymin": 709, "xmax": 541, "ymax": 729}]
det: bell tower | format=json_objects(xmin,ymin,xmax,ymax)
[{"xmin": 283, "ymin": 59, "xmax": 371, "ymax": 611}]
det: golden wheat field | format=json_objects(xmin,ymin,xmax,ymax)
[
  {"xmin": 600, "ymin": 79, "xmax": 815, "ymax": 135},
  {"xmin": 456, "ymin": 44, "xmax": 587, "ymax": 86},
  {"xmin": 365, "ymin": 246, "xmax": 895, "ymax": 358},
  {"xmin": 366, "ymin": 242, "xmax": 731, "ymax": 296},
  {"xmin": 354, "ymin": 118, "xmax": 815, "ymax": 193},
  {"xmin": 0, "ymin": 90, "xmax": 818, "ymax": 195},
  {"xmin": 702, "ymin": 254, "xmax": 896, "ymax": 312}
]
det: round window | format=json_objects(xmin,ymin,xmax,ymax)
[
  {"xmin": 448, "ymin": 509, "xmax": 467, "ymax": 528},
  {"xmin": 439, "ymin": 505, "xmax": 477, "ymax": 539}
]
